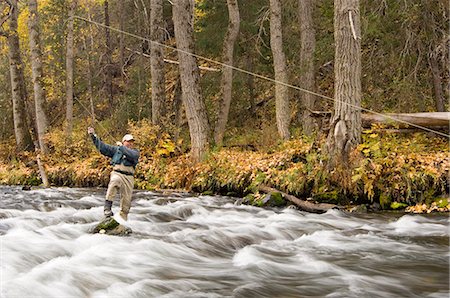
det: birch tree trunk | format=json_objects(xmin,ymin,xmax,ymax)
[
  {"xmin": 65, "ymin": 0, "xmax": 77, "ymax": 142},
  {"xmin": 86, "ymin": 12, "xmax": 96, "ymax": 123},
  {"xmin": 34, "ymin": 140, "xmax": 49, "ymax": 187},
  {"xmin": 326, "ymin": 0, "xmax": 362, "ymax": 165},
  {"xmin": 298, "ymin": 0, "xmax": 316, "ymax": 135},
  {"xmin": 8, "ymin": 0, "xmax": 33, "ymax": 151},
  {"xmin": 119, "ymin": 0, "xmax": 125, "ymax": 78},
  {"xmin": 150, "ymin": 0, "xmax": 167, "ymax": 127},
  {"xmin": 173, "ymin": 0, "xmax": 210, "ymax": 162},
  {"xmin": 27, "ymin": 0, "xmax": 48, "ymax": 153},
  {"xmin": 269, "ymin": 0, "xmax": 290, "ymax": 140},
  {"xmin": 214, "ymin": 0, "xmax": 240, "ymax": 146}
]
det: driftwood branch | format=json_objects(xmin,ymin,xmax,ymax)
[
  {"xmin": 0, "ymin": 0, "xmax": 13, "ymax": 37},
  {"xmin": 309, "ymin": 110, "xmax": 331, "ymax": 118},
  {"xmin": 125, "ymin": 47, "xmax": 220, "ymax": 72},
  {"xmin": 258, "ymin": 185, "xmax": 340, "ymax": 214}
]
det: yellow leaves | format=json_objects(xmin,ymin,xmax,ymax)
[
  {"xmin": 390, "ymin": 201, "xmax": 407, "ymax": 210},
  {"xmin": 405, "ymin": 201, "xmax": 450, "ymax": 214},
  {"xmin": 407, "ymin": 168, "xmax": 416, "ymax": 179},
  {"xmin": 155, "ymin": 134, "xmax": 177, "ymax": 157},
  {"xmin": 364, "ymin": 177, "xmax": 375, "ymax": 199},
  {"xmin": 127, "ymin": 119, "xmax": 158, "ymax": 150},
  {"xmin": 36, "ymin": 0, "xmax": 51, "ymax": 10},
  {"xmin": 17, "ymin": 7, "xmax": 30, "ymax": 44},
  {"xmin": 351, "ymin": 131, "xmax": 449, "ymax": 202},
  {"xmin": 358, "ymin": 141, "xmax": 381, "ymax": 158}
]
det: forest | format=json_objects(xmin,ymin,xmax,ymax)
[{"xmin": 0, "ymin": 0, "xmax": 448, "ymax": 212}]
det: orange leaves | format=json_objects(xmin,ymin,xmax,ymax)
[
  {"xmin": 138, "ymin": 139, "xmax": 313, "ymax": 193},
  {"xmin": 406, "ymin": 200, "xmax": 450, "ymax": 213}
]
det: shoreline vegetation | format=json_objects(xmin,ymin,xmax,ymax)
[
  {"xmin": 1, "ymin": 120, "xmax": 448, "ymax": 214},
  {"xmin": 1, "ymin": 1, "xmax": 448, "ymax": 218}
]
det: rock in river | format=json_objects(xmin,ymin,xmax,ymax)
[{"xmin": 90, "ymin": 217, "xmax": 132, "ymax": 236}]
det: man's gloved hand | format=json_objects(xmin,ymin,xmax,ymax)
[
  {"xmin": 116, "ymin": 141, "xmax": 123, "ymax": 146},
  {"xmin": 87, "ymin": 127, "xmax": 95, "ymax": 135}
]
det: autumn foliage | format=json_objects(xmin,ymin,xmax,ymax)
[{"xmin": 0, "ymin": 120, "xmax": 448, "ymax": 212}]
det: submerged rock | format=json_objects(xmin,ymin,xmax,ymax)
[
  {"xmin": 261, "ymin": 192, "xmax": 286, "ymax": 207},
  {"xmin": 349, "ymin": 204, "xmax": 368, "ymax": 213},
  {"xmin": 90, "ymin": 217, "xmax": 132, "ymax": 236}
]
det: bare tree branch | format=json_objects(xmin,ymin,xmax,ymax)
[
  {"xmin": 254, "ymin": 6, "xmax": 270, "ymax": 59},
  {"xmin": 0, "ymin": 0, "xmax": 13, "ymax": 36}
]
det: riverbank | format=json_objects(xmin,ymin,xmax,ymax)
[{"xmin": 0, "ymin": 121, "xmax": 448, "ymax": 212}]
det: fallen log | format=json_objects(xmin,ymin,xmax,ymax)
[
  {"xmin": 257, "ymin": 185, "xmax": 340, "ymax": 214},
  {"xmin": 362, "ymin": 112, "xmax": 450, "ymax": 128},
  {"xmin": 373, "ymin": 127, "xmax": 449, "ymax": 134},
  {"xmin": 310, "ymin": 111, "xmax": 449, "ymax": 129}
]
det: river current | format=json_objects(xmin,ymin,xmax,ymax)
[{"xmin": 0, "ymin": 186, "xmax": 448, "ymax": 297}]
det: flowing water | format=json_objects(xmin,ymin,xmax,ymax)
[{"xmin": 0, "ymin": 186, "xmax": 448, "ymax": 298}]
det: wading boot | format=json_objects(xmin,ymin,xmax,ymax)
[
  {"xmin": 104, "ymin": 200, "xmax": 114, "ymax": 218},
  {"xmin": 119, "ymin": 211, "xmax": 128, "ymax": 221}
]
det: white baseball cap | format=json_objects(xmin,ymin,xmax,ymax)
[{"xmin": 122, "ymin": 134, "xmax": 135, "ymax": 142}]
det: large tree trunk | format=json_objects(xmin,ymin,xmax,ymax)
[
  {"xmin": 326, "ymin": 0, "xmax": 362, "ymax": 165},
  {"xmin": 65, "ymin": 0, "xmax": 77, "ymax": 142},
  {"xmin": 246, "ymin": 53, "xmax": 256, "ymax": 118},
  {"xmin": 104, "ymin": 0, "xmax": 113, "ymax": 110},
  {"xmin": 27, "ymin": 0, "xmax": 48, "ymax": 153},
  {"xmin": 269, "ymin": 0, "xmax": 290, "ymax": 140},
  {"xmin": 172, "ymin": 75, "xmax": 184, "ymax": 141},
  {"xmin": 7, "ymin": 0, "xmax": 33, "ymax": 151},
  {"xmin": 422, "ymin": 3, "xmax": 447, "ymax": 113},
  {"xmin": 298, "ymin": 0, "xmax": 316, "ymax": 135},
  {"xmin": 173, "ymin": 0, "xmax": 210, "ymax": 162},
  {"xmin": 429, "ymin": 51, "xmax": 445, "ymax": 112},
  {"xmin": 214, "ymin": 0, "xmax": 240, "ymax": 146},
  {"xmin": 150, "ymin": 0, "xmax": 167, "ymax": 127}
]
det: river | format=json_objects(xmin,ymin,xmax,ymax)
[{"xmin": 0, "ymin": 186, "xmax": 448, "ymax": 297}]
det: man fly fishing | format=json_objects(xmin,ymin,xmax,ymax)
[{"xmin": 88, "ymin": 127, "xmax": 140, "ymax": 221}]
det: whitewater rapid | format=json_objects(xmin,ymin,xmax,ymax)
[{"xmin": 1, "ymin": 186, "xmax": 448, "ymax": 297}]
